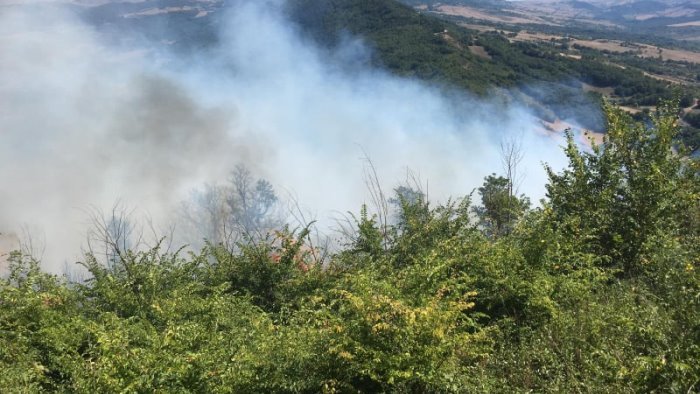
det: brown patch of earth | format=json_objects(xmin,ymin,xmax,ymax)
[
  {"xmin": 458, "ymin": 24, "xmax": 700, "ymax": 64},
  {"xmin": 457, "ymin": 23, "xmax": 497, "ymax": 33},
  {"xmin": 436, "ymin": 32, "xmax": 464, "ymax": 50},
  {"xmin": 515, "ymin": 31, "xmax": 562, "ymax": 42},
  {"xmin": 469, "ymin": 45, "xmax": 491, "ymax": 60},
  {"xmin": 642, "ymin": 72, "xmax": 685, "ymax": 84},
  {"xmin": 540, "ymin": 118, "xmax": 604, "ymax": 148},
  {"xmin": 123, "ymin": 6, "xmax": 196, "ymax": 18},
  {"xmin": 582, "ymin": 83, "xmax": 615, "ymax": 95}
]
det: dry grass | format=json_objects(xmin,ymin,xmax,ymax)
[
  {"xmin": 468, "ymin": 45, "xmax": 491, "ymax": 60},
  {"xmin": 457, "ymin": 23, "xmax": 497, "ymax": 32},
  {"xmin": 538, "ymin": 119, "xmax": 605, "ymax": 148},
  {"xmin": 582, "ymin": 83, "xmax": 615, "ymax": 95},
  {"xmin": 618, "ymin": 105, "xmax": 657, "ymax": 114},
  {"xmin": 567, "ymin": 39, "xmax": 700, "ymax": 63},
  {"xmin": 428, "ymin": 4, "xmax": 700, "ymax": 63},
  {"xmin": 437, "ymin": 32, "xmax": 464, "ymax": 50},
  {"xmin": 123, "ymin": 6, "xmax": 196, "ymax": 18},
  {"xmin": 435, "ymin": 5, "xmax": 558, "ymax": 26},
  {"xmin": 515, "ymin": 31, "xmax": 562, "ymax": 42}
]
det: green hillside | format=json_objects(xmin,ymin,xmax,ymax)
[
  {"xmin": 286, "ymin": 0, "xmax": 515, "ymax": 94},
  {"xmin": 284, "ymin": 0, "xmax": 698, "ymax": 140},
  {"xmin": 79, "ymin": 0, "xmax": 697, "ymax": 108}
]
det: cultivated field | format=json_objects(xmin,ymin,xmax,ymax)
[
  {"xmin": 454, "ymin": 22, "xmax": 700, "ymax": 65},
  {"xmin": 434, "ymin": 5, "xmax": 558, "ymax": 26}
]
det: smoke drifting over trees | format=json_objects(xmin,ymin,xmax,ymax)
[
  {"xmin": 0, "ymin": 1, "xmax": 566, "ymax": 271},
  {"xmin": 1, "ymin": 1, "xmax": 699, "ymax": 392}
]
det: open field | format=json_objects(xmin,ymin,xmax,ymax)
[
  {"xmin": 455, "ymin": 21, "xmax": 700, "ymax": 65},
  {"xmin": 419, "ymin": 0, "xmax": 699, "ymax": 40},
  {"xmin": 435, "ymin": 5, "xmax": 559, "ymax": 26},
  {"xmin": 431, "ymin": 3, "xmax": 619, "ymax": 28},
  {"xmin": 539, "ymin": 118, "xmax": 605, "ymax": 147},
  {"xmin": 569, "ymin": 39, "xmax": 700, "ymax": 63},
  {"xmin": 509, "ymin": 30, "xmax": 700, "ymax": 64},
  {"xmin": 514, "ymin": 31, "xmax": 564, "ymax": 42}
]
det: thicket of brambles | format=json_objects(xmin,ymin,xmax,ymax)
[{"xmin": 1, "ymin": 101, "xmax": 699, "ymax": 393}]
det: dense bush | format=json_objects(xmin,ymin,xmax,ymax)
[{"xmin": 1, "ymin": 102, "xmax": 698, "ymax": 392}]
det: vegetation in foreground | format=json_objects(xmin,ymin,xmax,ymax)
[{"xmin": 1, "ymin": 102, "xmax": 699, "ymax": 392}]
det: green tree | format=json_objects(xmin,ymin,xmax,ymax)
[
  {"xmin": 473, "ymin": 174, "xmax": 530, "ymax": 238},
  {"xmin": 545, "ymin": 100, "xmax": 697, "ymax": 275}
]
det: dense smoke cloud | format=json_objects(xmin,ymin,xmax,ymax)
[{"xmin": 0, "ymin": 0, "xmax": 567, "ymax": 272}]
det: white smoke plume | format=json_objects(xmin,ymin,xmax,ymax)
[{"xmin": 0, "ymin": 0, "xmax": 568, "ymax": 272}]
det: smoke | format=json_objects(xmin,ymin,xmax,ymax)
[{"xmin": 0, "ymin": 0, "xmax": 568, "ymax": 272}]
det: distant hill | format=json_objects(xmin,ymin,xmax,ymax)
[
  {"xmin": 403, "ymin": 0, "xmax": 700, "ymax": 42},
  {"xmin": 285, "ymin": 0, "xmax": 518, "ymax": 94},
  {"xmin": 3, "ymin": 0, "xmax": 698, "ymax": 136},
  {"xmin": 387, "ymin": 0, "xmax": 699, "ymax": 145},
  {"xmin": 283, "ymin": 0, "xmax": 699, "ymax": 127}
]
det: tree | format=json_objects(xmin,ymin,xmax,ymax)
[
  {"xmin": 389, "ymin": 184, "xmax": 429, "ymax": 231},
  {"xmin": 226, "ymin": 165, "xmax": 280, "ymax": 239},
  {"xmin": 473, "ymin": 174, "xmax": 530, "ymax": 238},
  {"xmin": 545, "ymin": 100, "xmax": 697, "ymax": 275},
  {"xmin": 179, "ymin": 165, "xmax": 282, "ymax": 249},
  {"xmin": 85, "ymin": 203, "xmax": 140, "ymax": 269},
  {"xmin": 500, "ymin": 133, "xmax": 525, "ymax": 202}
]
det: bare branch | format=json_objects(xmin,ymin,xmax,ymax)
[
  {"xmin": 500, "ymin": 132, "xmax": 526, "ymax": 199},
  {"xmin": 359, "ymin": 148, "xmax": 390, "ymax": 250},
  {"xmin": 83, "ymin": 201, "xmax": 142, "ymax": 268}
]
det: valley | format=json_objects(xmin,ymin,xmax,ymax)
[{"xmin": 402, "ymin": 0, "xmax": 700, "ymax": 146}]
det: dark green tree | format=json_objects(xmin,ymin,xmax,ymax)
[
  {"xmin": 473, "ymin": 174, "xmax": 530, "ymax": 238},
  {"xmin": 545, "ymin": 100, "xmax": 697, "ymax": 275}
]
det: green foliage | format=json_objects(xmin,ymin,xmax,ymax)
[
  {"xmin": 351, "ymin": 204, "xmax": 385, "ymax": 259},
  {"xmin": 473, "ymin": 174, "xmax": 530, "ymax": 238},
  {"xmin": 546, "ymin": 100, "xmax": 695, "ymax": 276},
  {"xmin": 1, "ymin": 102, "xmax": 698, "ymax": 392},
  {"xmin": 287, "ymin": 0, "xmax": 506, "ymax": 94}
]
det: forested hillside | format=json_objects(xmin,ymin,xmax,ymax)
[
  {"xmin": 1, "ymin": 102, "xmax": 698, "ymax": 392},
  {"xmin": 285, "ymin": 0, "xmax": 699, "ymax": 139},
  {"xmin": 75, "ymin": 0, "xmax": 697, "ymax": 115},
  {"xmin": 286, "ymin": 0, "xmax": 694, "ymax": 101}
]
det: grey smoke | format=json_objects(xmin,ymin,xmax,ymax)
[{"xmin": 0, "ymin": 1, "xmax": 569, "ymax": 272}]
